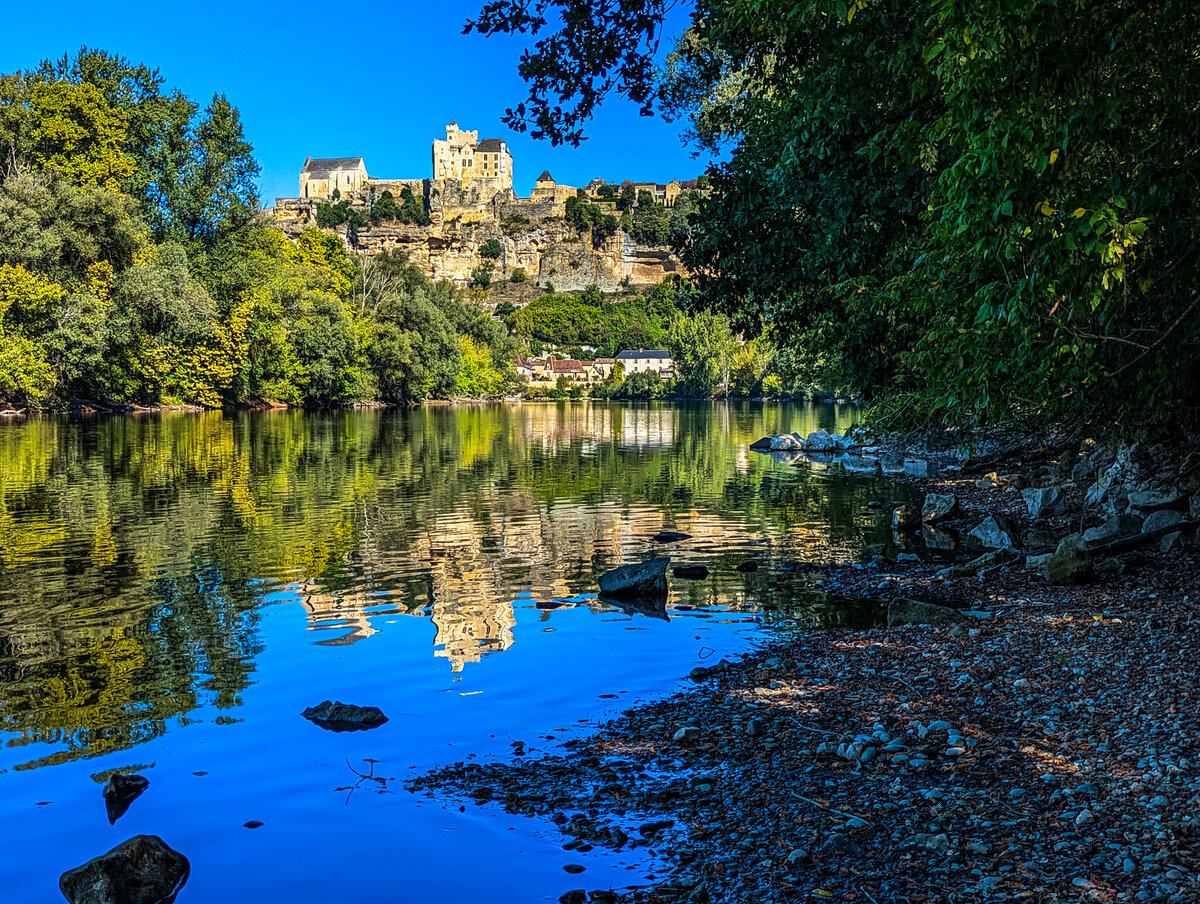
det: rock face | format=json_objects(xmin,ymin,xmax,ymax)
[
  {"xmin": 1023, "ymin": 486, "xmax": 1066, "ymax": 519},
  {"xmin": 768, "ymin": 434, "xmax": 803, "ymax": 452},
  {"xmin": 887, "ymin": 599, "xmax": 967, "ymax": 627},
  {"xmin": 922, "ymin": 493, "xmax": 958, "ymax": 523},
  {"xmin": 301, "ymin": 700, "xmax": 389, "ymax": 731},
  {"xmin": 60, "ymin": 835, "xmax": 190, "ymax": 904},
  {"xmin": 597, "ymin": 558, "xmax": 670, "ymax": 599},
  {"xmin": 1045, "ymin": 533, "xmax": 1093, "ymax": 585},
  {"xmin": 969, "ymin": 515, "xmax": 1021, "ymax": 549}
]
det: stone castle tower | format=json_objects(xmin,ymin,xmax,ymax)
[{"xmin": 431, "ymin": 122, "xmax": 513, "ymax": 191}]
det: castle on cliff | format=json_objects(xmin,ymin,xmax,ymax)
[{"xmin": 272, "ymin": 123, "xmax": 694, "ymax": 291}]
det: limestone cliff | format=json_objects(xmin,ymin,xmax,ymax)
[{"xmin": 272, "ymin": 183, "xmax": 684, "ymax": 291}]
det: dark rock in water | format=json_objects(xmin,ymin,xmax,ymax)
[
  {"xmin": 736, "ymin": 560, "xmax": 759, "ymax": 572},
  {"xmin": 243, "ymin": 820, "xmax": 264, "ymax": 829},
  {"xmin": 690, "ymin": 658, "xmax": 732, "ymax": 680},
  {"xmin": 559, "ymin": 891, "xmax": 587, "ymax": 904},
  {"xmin": 535, "ymin": 600, "xmax": 565, "ymax": 610},
  {"xmin": 887, "ymin": 598, "xmax": 967, "ymax": 627},
  {"xmin": 672, "ymin": 564, "xmax": 709, "ymax": 580},
  {"xmin": 563, "ymin": 864, "xmax": 586, "ymax": 874},
  {"xmin": 651, "ymin": 530, "xmax": 691, "ymax": 543},
  {"xmin": 301, "ymin": 700, "xmax": 389, "ymax": 732},
  {"xmin": 922, "ymin": 493, "xmax": 958, "ymax": 523},
  {"xmin": 60, "ymin": 834, "xmax": 190, "ymax": 904},
  {"xmin": 597, "ymin": 558, "xmax": 669, "ymax": 599},
  {"xmin": 922, "ymin": 525, "xmax": 957, "ymax": 551},
  {"xmin": 892, "ymin": 504, "xmax": 919, "ymax": 530},
  {"xmin": 103, "ymin": 774, "xmax": 149, "ymax": 825},
  {"xmin": 969, "ymin": 514, "xmax": 1021, "ymax": 549},
  {"xmin": 1045, "ymin": 533, "xmax": 1093, "ymax": 585},
  {"xmin": 639, "ymin": 818, "xmax": 675, "ymax": 838},
  {"xmin": 749, "ymin": 435, "xmax": 773, "ymax": 451}
]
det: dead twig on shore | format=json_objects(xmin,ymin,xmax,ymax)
[{"xmin": 788, "ymin": 791, "xmax": 872, "ymax": 824}]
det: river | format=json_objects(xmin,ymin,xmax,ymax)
[{"xmin": 0, "ymin": 402, "xmax": 906, "ymax": 902}]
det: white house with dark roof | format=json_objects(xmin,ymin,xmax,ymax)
[
  {"xmin": 299, "ymin": 157, "xmax": 368, "ymax": 199},
  {"xmin": 615, "ymin": 349, "xmax": 674, "ymax": 379}
]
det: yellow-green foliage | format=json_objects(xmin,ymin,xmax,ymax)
[{"xmin": 29, "ymin": 81, "xmax": 137, "ymax": 192}]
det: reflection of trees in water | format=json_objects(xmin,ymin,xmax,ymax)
[{"xmin": 0, "ymin": 402, "xmax": 869, "ymax": 764}]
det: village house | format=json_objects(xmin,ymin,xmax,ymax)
[{"xmin": 615, "ymin": 349, "xmax": 675, "ymax": 379}]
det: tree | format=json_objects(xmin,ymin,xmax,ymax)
[
  {"xmin": 669, "ymin": 309, "xmax": 736, "ymax": 398},
  {"xmin": 474, "ymin": 0, "xmax": 1200, "ymax": 428},
  {"xmin": 480, "ymin": 238, "xmax": 503, "ymax": 259},
  {"xmin": 471, "ymin": 261, "xmax": 494, "ymax": 289},
  {"xmin": 463, "ymin": 0, "xmax": 670, "ymax": 145},
  {"xmin": 28, "ymin": 81, "xmax": 137, "ymax": 191},
  {"xmin": 372, "ymin": 190, "xmax": 400, "ymax": 223},
  {"xmin": 616, "ymin": 369, "xmax": 664, "ymax": 399},
  {"xmin": 175, "ymin": 94, "xmax": 260, "ymax": 243},
  {"xmin": 509, "ymin": 267, "xmax": 527, "ymax": 283}
]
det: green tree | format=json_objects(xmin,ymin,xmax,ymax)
[
  {"xmin": 479, "ymin": 238, "xmax": 503, "ymax": 259},
  {"xmin": 28, "ymin": 81, "xmax": 137, "ymax": 191}
]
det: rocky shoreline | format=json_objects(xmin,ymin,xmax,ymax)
[{"xmin": 407, "ymin": 433, "xmax": 1200, "ymax": 904}]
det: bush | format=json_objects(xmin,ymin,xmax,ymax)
[
  {"xmin": 479, "ymin": 238, "xmax": 503, "ymax": 259},
  {"xmin": 509, "ymin": 267, "xmax": 527, "ymax": 283}
]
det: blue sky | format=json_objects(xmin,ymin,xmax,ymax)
[{"xmin": 1, "ymin": 0, "xmax": 710, "ymax": 203}]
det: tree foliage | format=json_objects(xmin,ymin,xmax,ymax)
[
  {"xmin": 0, "ymin": 50, "xmax": 517, "ymax": 409},
  {"xmin": 474, "ymin": 0, "xmax": 1200, "ymax": 430}
]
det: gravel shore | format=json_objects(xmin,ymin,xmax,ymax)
[{"xmin": 408, "ymin": 458, "xmax": 1200, "ymax": 904}]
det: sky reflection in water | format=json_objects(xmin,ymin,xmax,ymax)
[{"xmin": 0, "ymin": 402, "xmax": 900, "ymax": 902}]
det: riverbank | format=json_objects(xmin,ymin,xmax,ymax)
[{"xmin": 407, "ymin": 437, "xmax": 1200, "ymax": 904}]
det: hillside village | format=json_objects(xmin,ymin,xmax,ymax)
[{"xmin": 271, "ymin": 123, "xmax": 705, "ymax": 293}]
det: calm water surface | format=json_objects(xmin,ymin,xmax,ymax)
[{"xmin": 0, "ymin": 402, "xmax": 907, "ymax": 902}]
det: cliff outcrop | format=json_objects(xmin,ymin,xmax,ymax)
[{"xmin": 272, "ymin": 181, "xmax": 684, "ymax": 291}]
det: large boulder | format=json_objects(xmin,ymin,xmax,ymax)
[
  {"xmin": 804, "ymin": 430, "xmax": 850, "ymax": 453},
  {"xmin": 769, "ymin": 434, "xmax": 803, "ymax": 452},
  {"xmin": 888, "ymin": 599, "xmax": 967, "ymax": 627},
  {"xmin": 1082, "ymin": 513, "xmax": 1143, "ymax": 544},
  {"xmin": 922, "ymin": 493, "xmax": 958, "ymax": 523},
  {"xmin": 1142, "ymin": 509, "xmax": 1186, "ymax": 534},
  {"xmin": 60, "ymin": 835, "xmax": 190, "ymax": 904},
  {"xmin": 301, "ymin": 700, "xmax": 389, "ymax": 732},
  {"xmin": 1023, "ymin": 486, "xmax": 1067, "ymax": 520},
  {"xmin": 749, "ymin": 435, "xmax": 773, "ymax": 451},
  {"xmin": 1045, "ymin": 533, "xmax": 1093, "ymax": 585},
  {"xmin": 598, "ymin": 558, "xmax": 670, "ymax": 599},
  {"xmin": 1085, "ymin": 444, "xmax": 1136, "ymax": 515},
  {"xmin": 969, "ymin": 515, "xmax": 1021, "ymax": 549},
  {"xmin": 1127, "ymin": 489, "xmax": 1184, "ymax": 512}
]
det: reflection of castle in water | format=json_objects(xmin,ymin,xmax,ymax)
[{"xmin": 284, "ymin": 403, "xmax": 860, "ymax": 670}]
